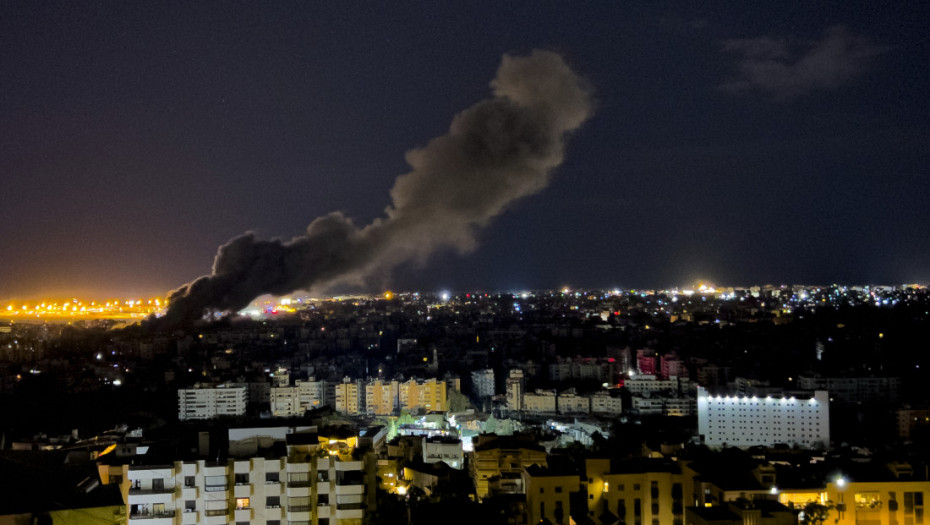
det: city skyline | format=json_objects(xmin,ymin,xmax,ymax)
[{"xmin": 3, "ymin": 3, "xmax": 928, "ymax": 301}]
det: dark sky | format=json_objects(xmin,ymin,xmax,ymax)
[{"xmin": 2, "ymin": 2, "xmax": 928, "ymax": 300}]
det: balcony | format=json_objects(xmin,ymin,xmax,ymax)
[
  {"xmin": 129, "ymin": 486, "xmax": 175, "ymax": 495},
  {"xmin": 234, "ymin": 484, "xmax": 251, "ymax": 498},
  {"xmin": 129, "ymin": 511, "xmax": 175, "ymax": 525},
  {"xmin": 335, "ymin": 484, "xmax": 364, "ymax": 496},
  {"xmin": 204, "ymin": 513, "xmax": 228, "ymax": 525},
  {"xmin": 335, "ymin": 459, "xmax": 362, "ymax": 471},
  {"xmin": 287, "ymin": 510, "xmax": 312, "ymax": 522},
  {"xmin": 181, "ymin": 510, "xmax": 199, "ymax": 525},
  {"xmin": 336, "ymin": 504, "xmax": 365, "ymax": 520},
  {"xmin": 234, "ymin": 508, "xmax": 253, "ymax": 521},
  {"xmin": 203, "ymin": 465, "xmax": 227, "ymax": 477},
  {"xmin": 128, "ymin": 490, "xmax": 175, "ymax": 506}
]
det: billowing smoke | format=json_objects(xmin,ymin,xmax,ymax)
[{"xmin": 160, "ymin": 50, "xmax": 593, "ymax": 327}]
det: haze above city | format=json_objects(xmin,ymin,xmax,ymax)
[{"xmin": 2, "ymin": 3, "xmax": 928, "ymax": 302}]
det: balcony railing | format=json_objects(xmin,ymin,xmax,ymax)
[
  {"xmin": 129, "ymin": 511, "xmax": 176, "ymax": 520},
  {"xmin": 204, "ymin": 509, "xmax": 228, "ymax": 517},
  {"xmin": 129, "ymin": 487, "xmax": 176, "ymax": 495},
  {"xmin": 287, "ymin": 481, "xmax": 311, "ymax": 488}
]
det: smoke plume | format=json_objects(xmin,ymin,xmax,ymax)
[{"xmin": 161, "ymin": 50, "xmax": 593, "ymax": 327}]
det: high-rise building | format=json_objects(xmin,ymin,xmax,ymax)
[
  {"xmin": 297, "ymin": 378, "xmax": 327, "ymax": 411},
  {"xmin": 471, "ymin": 368, "xmax": 496, "ymax": 399},
  {"xmin": 365, "ymin": 379, "xmax": 399, "ymax": 416},
  {"xmin": 177, "ymin": 384, "xmax": 247, "ymax": 421},
  {"xmin": 270, "ymin": 386, "xmax": 302, "ymax": 417},
  {"xmin": 98, "ymin": 426, "xmax": 377, "ymax": 525},
  {"xmin": 399, "ymin": 378, "xmax": 447, "ymax": 413},
  {"xmin": 335, "ymin": 377, "xmax": 364, "ymax": 416},
  {"xmin": 505, "ymin": 369, "xmax": 525, "ymax": 412}
]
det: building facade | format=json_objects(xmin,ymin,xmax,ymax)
[
  {"xmin": 697, "ymin": 387, "xmax": 830, "ymax": 448},
  {"xmin": 177, "ymin": 385, "xmax": 247, "ymax": 421}
]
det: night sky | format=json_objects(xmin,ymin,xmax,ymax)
[{"xmin": 2, "ymin": 3, "xmax": 928, "ymax": 300}]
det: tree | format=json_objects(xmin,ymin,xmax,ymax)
[
  {"xmin": 800, "ymin": 502, "xmax": 834, "ymax": 525},
  {"xmin": 447, "ymin": 388, "xmax": 473, "ymax": 413}
]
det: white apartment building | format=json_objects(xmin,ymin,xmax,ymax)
[
  {"xmin": 590, "ymin": 391, "xmax": 623, "ymax": 415},
  {"xmin": 422, "ymin": 436, "xmax": 464, "ymax": 469},
  {"xmin": 630, "ymin": 396, "xmax": 695, "ymax": 416},
  {"xmin": 697, "ymin": 387, "xmax": 830, "ymax": 448},
  {"xmin": 177, "ymin": 384, "xmax": 247, "ymax": 421},
  {"xmin": 99, "ymin": 427, "xmax": 375, "ymax": 525},
  {"xmin": 270, "ymin": 386, "xmax": 302, "ymax": 417},
  {"xmin": 523, "ymin": 389, "xmax": 557, "ymax": 414},
  {"xmin": 297, "ymin": 378, "xmax": 327, "ymax": 411},
  {"xmin": 624, "ymin": 375, "xmax": 692, "ymax": 396},
  {"xmin": 557, "ymin": 389, "xmax": 591, "ymax": 414},
  {"xmin": 471, "ymin": 368, "xmax": 496, "ymax": 399}
]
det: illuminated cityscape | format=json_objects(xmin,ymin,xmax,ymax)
[{"xmin": 2, "ymin": 1, "xmax": 928, "ymax": 524}]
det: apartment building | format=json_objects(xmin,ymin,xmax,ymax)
[
  {"xmin": 471, "ymin": 434, "xmax": 547, "ymax": 499},
  {"xmin": 471, "ymin": 368, "xmax": 496, "ymax": 399},
  {"xmin": 365, "ymin": 379, "xmax": 399, "ymax": 416},
  {"xmin": 399, "ymin": 378, "xmax": 447, "ymax": 413},
  {"xmin": 586, "ymin": 458, "xmax": 685, "ymax": 525},
  {"xmin": 523, "ymin": 465, "xmax": 579, "ymax": 525},
  {"xmin": 98, "ymin": 426, "xmax": 375, "ymax": 525},
  {"xmin": 590, "ymin": 391, "xmax": 623, "ymax": 415},
  {"xmin": 334, "ymin": 378, "xmax": 364, "ymax": 416},
  {"xmin": 297, "ymin": 378, "xmax": 327, "ymax": 411},
  {"xmin": 523, "ymin": 389, "xmax": 557, "ymax": 415},
  {"xmin": 557, "ymin": 388, "xmax": 591, "ymax": 415},
  {"xmin": 270, "ymin": 386, "xmax": 302, "ymax": 417},
  {"xmin": 798, "ymin": 375, "xmax": 901, "ymax": 406},
  {"xmin": 177, "ymin": 384, "xmax": 247, "ymax": 421}
]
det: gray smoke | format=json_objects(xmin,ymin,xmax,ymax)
[{"xmin": 161, "ymin": 50, "xmax": 593, "ymax": 327}]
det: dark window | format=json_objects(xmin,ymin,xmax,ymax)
[
  {"xmin": 111, "ymin": 475, "xmax": 123, "ymax": 485},
  {"xmin": 235, "ymin": 473, "xmax": 249, "ymax": 485},
  {"xmin": 184, "ymin": 476, "xmax": 195, "ymax": 487},
  {"xmin": 556, "ymin": 486, "xmax": 563, "ymax": 493},
  {"xmin": 266, "ymin": 496, "xmax": 280, "ymax": 507},
  {"xmin": 634, "ymin": 499, "xmax": 642, "ymax": 516},
  {"xmin": 185, "ymin": 501, "xmax": 195, "ymax": 511},
  {"xmin": 152, "ymin": 479, "xmax": 164, "ymax": 490}
]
